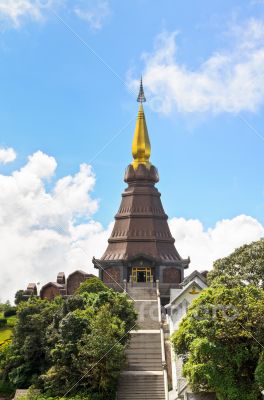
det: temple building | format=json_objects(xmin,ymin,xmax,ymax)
[
  {"xmin": 93, "ymin": 79, "xmax": 190, "ymax": 304},
  {"xmin": 24, "ymin": 270, "xmax": 95, "ymax": 301}
]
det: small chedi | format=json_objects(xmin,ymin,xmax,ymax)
[{"xmin": 24, "ymin": 270, "xmax": 95, "ymax": 300}]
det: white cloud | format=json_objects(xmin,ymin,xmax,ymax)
[
  {"xmin": 0, "ymin": 149, "xmax": 263, "ymax": 302},
  {"xmin": 0, "ymin": 0, "xmax": 56, "ymax": 28},
  {"xmin": 131, "ymin": 19, "xmax": 264, "ymax": 114},
  {"xmin": 0, "ymin": 0, "xmax": 110, "ymax": 29},
  {"xmin": 74, "ymin": 0, "xmax": 110, "ymax": 30},
  {"xmin": 0, "ymin": 150, "xmax": 111, "ymax": 302},
  {"xmin": 0, "ymin": 147, "xmax": 16, "ymax": 164},
  {"xmin": 169, "ymin": 215, "xmax": 264, "ymax": 271}
]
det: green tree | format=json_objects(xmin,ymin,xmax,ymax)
[
  {"xmin": 172, "ymin": 285, "xmax": 264, "ymax": 400},
  {"xmin": 77, "ymin": 277, "xmax": 109, "ymax": 295},
  {"xmin": 0, "ymin": 297, "xmax": 61, "ymax": 388},
  {"xmin": 208, "ymin": 239, "xmax": 264, "ymax": 288},
  {"xmin": 42, "ymin": 304, "xmax": 127, "ymax": 398},
  {"xmin": 0, "ymin": 281, "xmax": 137, "ymax": 400},
  {"xmin": 0, "ymin": 302, "xmax": 11, "ymax": 313},
  {"xmin": 76, "ymin": 304, "xmax": 127, "ymax": 396},
  {"xmin": 15, "ymin": 290, "xmax": 29, "ymax": 305},
  {"xmin": 255, "ymin": 352, "xmax": 264, "ymax": 392},
  {"xmin": 41, "ymin": 307, "xmax": 93, "ymax": 395}
]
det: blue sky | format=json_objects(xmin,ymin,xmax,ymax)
[
  {"xmin": 1, "ymin": 0, "xmax": 264, "ymax": 300},
  {"xmin": 0, "ymin": 0, "xmax": 263, "ymax": 227}
]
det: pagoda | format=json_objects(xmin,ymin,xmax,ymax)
[{"xmin": 93, "ymin": 79, "xmax": 189, "ymax": 302}]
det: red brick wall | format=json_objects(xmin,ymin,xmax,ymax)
[
  {"xmin": 163, "ymin": 267, "xmax": 181, "ymax": 284},
  {"xmin": 103, "ymin": 267, "xmax": 121, "ymax": 284},
  {"xmin": 67, "ymin": 272, "xmax": 87, "ymax": 295},
  {"xmin": 41, "ymin": 285, "xmax": 61, "ymax": 300}
]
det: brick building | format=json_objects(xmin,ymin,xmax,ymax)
[{"xmin": 25, "ymin": 270, "xmax": 95, "ymax": 300}]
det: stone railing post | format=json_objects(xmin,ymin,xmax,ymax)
[
  {"xmin": 156, "ymin": 280, "xmax": 169, "ymax": 400},
  {"xmin": 123, "ymin": 279, "xmax": 127, "ymax": 293}
]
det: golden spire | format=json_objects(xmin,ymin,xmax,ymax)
[{"xmin": 132, "ymin": 78, "xmax": 151, "ymax": 170}]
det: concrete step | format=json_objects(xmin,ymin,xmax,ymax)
[
  {"xmin": 117, "ymin": 286, "xmax": 165, "ymax": 399},
  {"xmin": 134, "ymin": 301, "xmax": 160, "ymax": 329},
  {"xmin": 124, "ymin": 364, "xmax": 163, "ymax": 371},
  {"xmin": 118, "ymin": 394, "xmax": 165, "ymax": 398},
  {"xmin": 124, "ymin": 333, "xmax": 163, "ymax": 371},
  {"xmin": 127, "ymin": 348, "xmax": 162, "ymax": 354},
  {"xmin": 127, "ymin": 342, "xmax": 161, "ymax": 349},
  {"xmin": 117, "ymin": 396, "xmax": 165, "ymax": 399},
  {"xmin": 117, "ymin": 375, "xmax": 165, "ymax": 399},
  {"xmin": 127, "ymin": 288, "xmax": 157, "ymax": 300},
  {"xmin": 129, "ymin": 333, "xmax": 161, "ymax": 345}
]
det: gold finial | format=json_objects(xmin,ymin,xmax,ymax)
[{"xmin": 132, "ymin": 78, "xmax": 151, "ymax": 170}]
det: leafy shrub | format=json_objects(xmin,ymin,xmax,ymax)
[
  {"xmin": 77, "ymin": 277, "xmax": 109, "ymax": 294},
  {"xmin": 208, "ymin": 238, "xmax": 264, "ymax": 288},
  {"xmin": 25, "ymin": 394, "xmax": 103, "ymax": 400},
  {"xmin": 0, "ymin": 302, "xmax": 11, "ymax": 313},
  {"xmin": 15, "ymin": 290, "xmax": 29, "ymax": 305},
  {"xmin": 0, "ymin": 285, "xmax": 137, "ymax": 399},
  {"xmin": 6, "ymin": 316, "xmax": 17, "ymax": 328},
  {"xmin": 0, "ymin": 379, "xmax": 14, "ymax": 396},
  {"xmin": 172, "ymin": 285, "xmax": 264, "ymax": 400},
  {"xmin": 4, "ymin": 307, "xmax": 17, "ymax": 318},
  {"xmin": 0, "ymin": 319, "xmax": 7, "ymax": 328},
  {"xmin": 255, "ymin": 351, "xmax": 264, "ymax": 392}
]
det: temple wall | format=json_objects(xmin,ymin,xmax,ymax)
[
  {"xmin": 162, "ymin": 267, "xmax": 181, "ymax": 284},
  {"xmin": 103, "ymin": 266, "xmax": 121, "ymax": 284},
  {"xmin": 40, "ymin": 285, "xmax": 61, "ymax": 300},
  {"xmin": 67, "ymin": 272, "xmax": 88, "ymax": 295}
]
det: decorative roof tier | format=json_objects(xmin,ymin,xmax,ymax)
[{"xmin": 97, "ymin": 79, "xmax": 189, "ymax": 267}]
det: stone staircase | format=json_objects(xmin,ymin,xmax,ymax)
[{"xmin": 117, "ymin": 287, "xmax": 166, "ymax": 400}]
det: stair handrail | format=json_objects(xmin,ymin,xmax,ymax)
[
  {"xmin": 123, "ymin": 279, "xmax": 127, "ymax": 293},
  {"xmin": 156, "ymin": 280, "xmax": 169, "ymax": 400},
  {"xmin": 177, "ymin": 377, "xmax": 188, "ymax": 395}
]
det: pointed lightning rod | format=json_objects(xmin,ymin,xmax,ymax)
[{"xmin": 137, "ymin": 76, "xmax": 146, "ymax": 103}]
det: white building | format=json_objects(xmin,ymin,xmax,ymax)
[{"xmin": 166, "ymin": 271, "xmax": 215, "ymax": 400}]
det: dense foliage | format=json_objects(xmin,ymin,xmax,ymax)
[
  {"xmin": 255, "ymin": 352, "xmax": 264, "ymax": 392},
  {"xmin": 208, "ymin": 239, "xmax": 264, "ymax": 288},
  {"xmin": 21, "ymin": 394, "xmax": 102, "ymax": 400},
  {"xmin": 0, "ymin": 278, "xmax": 137, "ymax": 400},
  {"xmin": 172, "ymin": 285, "xmax": 264, "ymax": 400},
  {"xmin": 0, "ymin": 319, "xmax": 7, "ymax": 329},
  {"xmin": 3, "ymin": 307, "xmax": 17, "ymax": 318},
  {"xmin": 15, "ymin": 290, "xmax": 30, "ymax": 305},
  {"xmin": 0, "ymin": 303, "xmax": 17, "ymax": 351},
  {"xmin": 172, "ymin": 240, "xmax": 264, "ymax": 399}
]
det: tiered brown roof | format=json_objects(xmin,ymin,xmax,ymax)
[
  {"xmin": 101, "ymin": 163, "xmax": 183, "ymax": 264},
  {"xmin": 97, "ymin": 92, "xmax": 189, "ymax": 269}
]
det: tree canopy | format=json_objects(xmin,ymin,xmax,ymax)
[
  {"xmin": 0, "ymin": 278, "xmax": 137, "ymax": 400},
  {"xmin": 208, "ymin": 239, "xmax": 264, "ymax": 288},
  {"xmin": 172, "ymin": 285, "xmax": 264, "ymax": 400}
]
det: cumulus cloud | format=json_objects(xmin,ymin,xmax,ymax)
[
  {"xmin": 74, "ymin": 0, "xmax": 110, "ymax": 30},
  {"xmin": 0, "ymin": 0, "xmax": 110, "ymax": 29},
  {"xmin": 0, "ymin": 149, "xmax": 263, "ymax": 302},
  {"xmin": 130, "ymin": 19, "xmax": 264, "ymax": 114},
  {"xmin": 169, "ymin": 215, "xmax": 264, "ymax": 271},
  {"xmin": 0, "ymin": 0, "xmax": 57, "ymax": 28},
  {"xmin": 0, "ymin": 150, "xmax": 111, "ymax": 302},
  {"xmin": 0, "ymin": 147, "xmax": 16, "ymax": 164}
]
